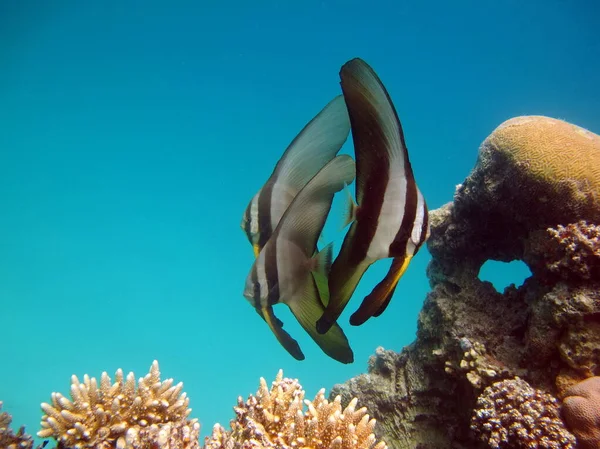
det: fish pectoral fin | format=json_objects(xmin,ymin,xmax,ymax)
[
  {"xmin": 288, "ymin": 281, "xmax": 354, "ymax": 364},
  {"xmin": 262, "ymin": 306, "xmax": 305, "ymax": 361},
  {"xmin": 311, "ymin": 242, "xmax": 333, "ymax": 307},
  {"xmin": 349, "ymin": 256, "xmax": 412, "ymax": 326},
  {"xmin": 340, "ymin": 183, "xmax": 358, "ymax": 230}
]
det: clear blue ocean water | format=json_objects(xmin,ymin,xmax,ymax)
[{"xmin": 1, "ymin": 1, "xmax": 598, "ymax": 446}]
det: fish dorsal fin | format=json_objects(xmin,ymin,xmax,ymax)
[
  {"xmin": 273, "ymin": 95, "xmax": 351, "ymax": 192},
  {"xmin": 274, "ymin": 155, "xmax": 356, "ymax": 257},
  {"xmin": 339, "ymin": 58, "xmax": 414, "ymax": 205}
]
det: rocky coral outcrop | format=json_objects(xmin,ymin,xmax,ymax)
[{"xmin": 331, "ymin": 116, "xmax": 600, "ymax": 449}]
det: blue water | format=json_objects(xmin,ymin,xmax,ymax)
[{"xmin": 1, "ymin": 1, "xmax": 598, "ymax": 446}]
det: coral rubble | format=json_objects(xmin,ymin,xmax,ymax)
[
  {"xmin": 331, "ymin": 116, "xmax": 600, "ymax": 448},
  {"xmin": 38, "ymin": 360, "xmax": 199, "ymax": 449},
  {"xmin": 1, "ymin": 401, "xmax": 46, "ymax": 449},
  {"xmin": 205, "ymin": 369, "xmax": 387, "ymax": 449}
]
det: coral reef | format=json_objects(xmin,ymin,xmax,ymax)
[
  {"xmin": 525, "ymin": 220, "xmax": 600, "ymax": 281},
  {"xmin": 1, "ymin": 401, "xmax": 47, "ymax": 449},
  {"xmin": 205, "ymin": 369, "xmax": 387, "ymax": 449},
  {"xmin": 330, "ymin": 116, "xmax": 600, "ymax": 448},
  {"xmin": 38, "ymin": 360, "xmax": 199, "ymax": 449},
  {"xmin": 470, "ymin": 377, "xmax": 575, "ymax": 448},
  {"xmin": 561, "ymin": 376, "xmax": 600, "ymax": 449}
]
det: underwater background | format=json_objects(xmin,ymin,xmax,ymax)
[{"xmin": 1, "ymin": 0, "xmax": 599, "ymax": 446}]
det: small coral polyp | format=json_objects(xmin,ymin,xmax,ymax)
[
  {"xmin": 37, "ymin": 360, "xmax": 199, "ymax": 449},
  {"xmin": 205, "ymin": 370, "xmax": 387, "ymax": 449}
]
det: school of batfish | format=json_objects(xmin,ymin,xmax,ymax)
[{"xmin": 241, "ymin": 58, "xmax": 430, "ymax": 363}]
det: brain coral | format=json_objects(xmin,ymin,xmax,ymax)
[
  {"xmin": 487, "ymin": 116, "xmax": 600, "ymax": 200},
  {"xmin": 561, "ymin": 376, "xmax": 600, "ymax": 449}
]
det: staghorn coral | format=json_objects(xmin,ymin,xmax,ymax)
[
  {"xmin": 38, "ymin": 360, "xmax": 199, "ymax": 449},
  {"xmin": 470, "ymin": 377, "xmax": 576, "ymax": 448},
  {"xmin": 547, "ymin": 221, "xmax": 600, "ymax": 280},
  {"xmin": 561, "ymin": 376, "xmax": 600, "ymax": 449},
  {"xmin": 205, "ymin": 370, "xmax": 387, "ymax": 449},
  {"xmin": 0, "ymin": 401, "xmax": 47, "ymax": 449}
]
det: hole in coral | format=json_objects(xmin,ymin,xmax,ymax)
[{"xmin": 478, "ymin": 260, "xmax": 532, "ymax": 292}]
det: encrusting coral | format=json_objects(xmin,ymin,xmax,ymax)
[
  {"xmin": 470, "ymin": 377, "xmax": 576, "ymax": 448},
  {"xmin": 38, "ymin": 360, "xmax": 199, "ymax": 449},
  {"xmin": 546, "ymin": 221, "xmax": 600, "ymax": 280},
  {"xmin": 1, "ymin": 401, "xmax": 47, "ymax": 449},
  {"xmin": 205, "ymin": 369, "xmax": 387, "ymax": 449},
  {"xmin": 561, "ymin": 376, "xmax": 600, "ymax": 449}
]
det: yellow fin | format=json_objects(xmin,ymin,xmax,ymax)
[{"xmin": 350, "ymin": 256, "xmax": 412, "ymax": 326}]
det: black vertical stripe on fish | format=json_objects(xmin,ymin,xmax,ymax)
[
  {"xmin": 257, "ymin": 182, "xmax": 274, "ymax": 252},
  {"xmin": 389, "ymin": 172, "xmax": 418, "ymax": 256},
  {"xmin": 251, "ymin": 264, "xmax": 261, "ymax": 310},
  {"xmin": 265, "ymin": 236, "xmax": 280, "ymax": 306},
  {"xmin": 243, "ymin": 202, "xmax": 253, "ymax": 243},
  {"xmin": 419, "ymin": 201, "xmax": 430, "ymax": 247}
]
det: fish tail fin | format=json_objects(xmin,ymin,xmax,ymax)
[
  {"xmin": 288, "ymin": 280, "xmax": 354, "ymax": 364},
  {"xmin": 340, "ymin": 183, "xmax": 358, "ymax": 230},
  {"xmin": 261, "ymin": 306, "xmax": 305, "ymax": 361},
  {"xmin": 349, "ymin": 256, "xmax": 412, "ymax": 326},
  {"xmin": 316, "ymin": 255, "xmax": 371, "ymax": 334}
]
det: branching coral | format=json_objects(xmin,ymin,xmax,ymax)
[
  {"xmin": 561, "ymin": 376, "xmax": 600, "ymax": 449},
  {"xmin": 471, "ymin": 377, "xmax": 576, "ymax": 448},
  {"xmin": 547, "ymin": 221, "xmax": 600, "ymax": 280},
  {"xmin": 1, "ymin": 402, "xmax": 46, "ymax": 449},
  {"xmin": 38, "ymin": 360, "xmax": 199, "ymax": 449},
  {"xmin": 205, "ymin": 370, "xmax": 387, "ymax": 449}
]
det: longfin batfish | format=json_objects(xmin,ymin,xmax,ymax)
[
  {"xmin": 316, "ymin": 58, "xmax": 429, "ymax": 334},
  {"xmin": 243, "ymin": 155, "xmax": 356, "ymax": 363},
  {"xmin": 241, "ymin": 96, "xmax": 351, "ymax": 257}
]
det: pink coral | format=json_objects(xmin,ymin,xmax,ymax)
[{"xmin": 561, "ymin": 376, "xmax": 600, "ymax": 449}]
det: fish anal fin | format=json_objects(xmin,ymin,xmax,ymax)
[
  {"xmin": 262, "ymin": 306, "xmax": 305, "ymax": 361},
  {"xmin": 288, "ymin": 281, "xmax": 354, "ymax": 364},
  {"xmin": 349, "ymin": 256, "xmax": 412, "ymax": 326}
]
